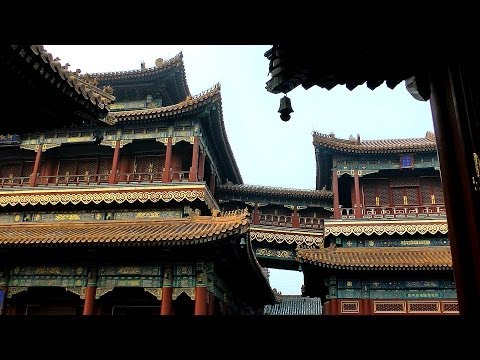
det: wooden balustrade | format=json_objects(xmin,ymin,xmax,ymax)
[
  {"xmin": 362, "ymin": 205, "xmax": 447, "ymax": 219},
  {"xmin": 0, "ymin": 176, "xmax": 31, "ymax": 188}
]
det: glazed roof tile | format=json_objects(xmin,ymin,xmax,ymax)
[
  {"xmin": 312, "ymin": 131, "xmax": 437, "ymax": 154},
  {"xmin": 106, "ymin": 84, "xmax": 219, "ymax": 122},
  {"xmin": 297, "ymin": 246, "xmax": 452, "ymax": 270},
  {"xmin": 29, "ymin": 45, "xmax": 115, "ymax": 113},
  {"xmin": 218, "ymin": 183, "xmax": 333, "ymax": 199},
  {"xmin": 0, "ymin": 210, "xmax": 248, "ymax": 247},
  {"xmin": 264, "ymin": 296, "xmax": 322, "ymax": 315}
]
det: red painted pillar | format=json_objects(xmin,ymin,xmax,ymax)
[
  {"xmin": 332, "ymin": 162, "xmax": 340, "ymax": 219},
  {"xmin": 361, "ymin": 299, "xmax": 371, "ymax": 315},
  {"xmin": 163, "ymin": 137, "xmax": 173, "ymax": 182},
  {"xmin": 83, "ymin": 268, "xmax": 97, "ymax": 316},
  {"xmin": 160, "ymin": 287, "xmax": 173, "ymax": 315},
  {"xmin": 29, "ymin": 145, "xmax": 43, "ymax": 187},
  {"xmin": 189, "ymin": 136, "xmax": 200, "ymax": 182},
  {"xmin": 253, "ymin": 203, "xmax": 260, "ymax": 225},
  {"xmin": 429, "ymin": 64, "xmax": 480, "ymax": 316},
  {"xmin": 197, "ymin": 150, "xmax": 206, "ymax": 181},
  {"xmin": 208, "ymin": 292, "xmax": 215, "ymax": 315},
  {"xmin": 329, "ymin": 299, "xmax": 338, "ymax": 315},
  {"xmin": 209, "ymin": 171, "xmax": 216, "ymax": 196},
  {"xmin": 83, "ymin": 286, "xmax": 96, "ymax": 315},
  {"xmin": 194, "ymin": 286, "xmax": 208, "ymax": 315},
  {"xmin": 292, "ymin": 206, "xmax": 300, "ymax": 227},
  {"xmin": 109, "ymin": 140, "xmax": 121, "ymax": 184},
  {"xmin": 354, "ymin": 170, "xmax": 362, "ymax": 218}
]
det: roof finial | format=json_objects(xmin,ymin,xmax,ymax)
[{"xmin": 140, "ymin": 60, "xmax": 145, "ymax": 70}]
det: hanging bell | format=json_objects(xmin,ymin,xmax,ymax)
[{"xmin": 278, "ymin": 95, "xmax": 293, "ymax": 121}]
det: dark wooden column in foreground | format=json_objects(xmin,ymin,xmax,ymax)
[{"xmin": 429, "ymin": 61, "xmax": 480, "ymax": 316}]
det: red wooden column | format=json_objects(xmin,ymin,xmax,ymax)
[
  {"xmin": 194, "ymin": 287, "xmax": 208, "ymax": 315},
  {"xmin": 83, "ymin": 269, "xmax": 97, "ymax": 316},
  {"xmin": 361, "ymin": 299, "xmax": 371, "ymax": 315},
  {"xmin": 332, "ymin": 160, "xmax": 340, "ymax": 219},
  {"xmin": 209, "ymin": 170, "xmax": 216, "ymax": 196},
  {"xmin": 429, "ymin": 62, "xmax": 480, "ymax": 316},
  {"xmin": 292, "ymin": 205, "xmax": 300, "ymax": 227},
  {"xmin": 162, "ymin": 137, "xmax": 173, "ymax": 182},
  {"xmin": 109, "ymin": 140, "xmax": 121, "ymax": 184},
  {"xmin": 197, "ymin": 150, "xmax": 206, "ymax": 182},
  {"xmin": 354, "ymin": 170, "xmax": 362, "ymax": 218},
  {"xmin": 207, "ymin": 292, "xmax": 215, "ymax": 315},
  {"xmin": 189, "ymin": 136, "xmax": 200, "ymax": 182},
  {"xmin": 161, "ymin": 265, "xmax": 173, "ymax": 315},
  {"xmin": 253, "ymin": 203, "xmax": 260, "ymax": 225},
  {"xmin": 160, "ymin": 287, "xmax": 173, "ymax": 315},
  {"xmin": 329, "ymin": 299, "xmax": 338, "ymax": 315},
  {"xmin": 29, "ymin": 145, "xmax": 43, "ymax": 187}
]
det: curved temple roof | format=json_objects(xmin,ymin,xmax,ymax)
[
  {"xmin": 90, "ymin": 52, "xmax": 190, "ymax": 105},
  {"xmin": 107, "ymin": 84, "xmax": 242, "ymax": 184},
  {"xmin": 29, "ymin": 45, "xmax": 115, "ymax": 112},
  {"xmin": 313, "ymin": 131, "xmax": 437, "ymax": 154},
  {"xmin": 0, "ymin": 210, "xmax": 249, "ymax": 246},
  {"xmin": 218, "ymin": 183, "xmax": 333, "ymax": 199},
  {"xmin": 297, "ymin": 246, "xmax": 452, "ymax": 271}
]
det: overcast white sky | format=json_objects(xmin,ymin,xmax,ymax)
[{"xmin": 45, "ymin": 45, "xmax": 434, "ymax": 295}]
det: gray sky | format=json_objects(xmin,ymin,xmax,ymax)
[{"xmin": 45, "ymin": 45, "xmax": 434, "ymax": 294}]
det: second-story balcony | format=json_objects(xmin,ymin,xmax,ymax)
[
  {"xmin": 0, "ymin": 170, "xmax": 194, "ymax": 188},
  {"xmin": 339, "ymin": 206, "xmax": 446, "ymax": 220},
  {"xmin": 256, "ymin": 213, "xmax": 325, "ymax": 230}
]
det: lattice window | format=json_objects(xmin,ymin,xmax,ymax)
[
  {"xmin": 392, "ymin": 187, "xmax": 419, "ymax": 205},
  {"xmin": 442, "ymin": 302, "xmax": 459, "ymax": 313},
  {"xmin": 135, "ymin": 156, "xmax": 162, "ymax": 174},
  {"xmin": 363, "ymin": 179, "xmax": 389, "ymax": 206},
  {"xmin": 408, "ymin": 302, "xmax": 440, "ymax": 313},
  {"xmin": 77, "ymin": 160, "xmax": 97, "ymax": 179},
  {"xmin": 58, "ymin": 160, "xmax": 77, "ymax": 176},
  {"xmin": 374, "ymin": 301, "xmax": 406, "ymax": 313},
  {"xmin": 98, "ymin": 158, "xmax": 113, "ymax": 182},
  {"xmin": 390, "ymin": 178, "xmax": 419, "ymax": 187},
  {"xmin": 21, "ymin": 161, "xmax": 33, "ymax": 178},
  {"xmin": 341, "ymin": 301, "xmax": 359, "ymax": 313},
  {"xmin": 421, "ymin": 177, "xmax": 444, "ymax": 204},
  {"xmin": 1, "ymin": 163, "xmax": 21, "ymax": 178}
]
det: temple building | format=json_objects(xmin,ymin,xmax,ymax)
[
  {"xmin": 297, "ymin": 132, "xmax": 456, "ymax": 315},
  {"xmin": 0, "ymin": 45, "xmax": 274, "ymax": 316},
  {"xmin": 0, "ymin": 45, "xmax": 458, "ymax": 316}
]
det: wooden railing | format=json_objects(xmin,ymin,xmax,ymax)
[
  {"xmin": 340, "ymin": 207, "xmax": 356, "ymax": 219},
  {"xmin": 2, "ymin": 170, "xmax": 195, "ymax": 188},
  {"xmin": 37, "ymin": 174, "xmax": 110, "ymax": 186},
  {"xmin": 0, "ymin": 176, "xmax": 30, "ymax": 188},
  {"xmin": 259, "ymin": 214, "xmax": 292, "ymax": 227},
  {"xmin": 299, "ymin": 216, "xmax": 325, "ymax": 230},
  {"xmin": 362, "ymin": 205, "xmax": 447, "ymax": 219},
  {"xmin": 257, "ymin": 213, "xmax": 325, "ymax": 229}
]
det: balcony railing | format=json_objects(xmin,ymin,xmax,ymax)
[
  {"xmin": 1, "ymin": 169, "xmax": 195, "ymax": 188},
  {"xmin": 259, "ymin": 214, "xmax": 292, "ymax": 227},
  {"xmin": 0, "ymin": 176, "xmax": 30, "ymax": 188},
  {"xmin": 36, "ymin": 174, "xmax": 110, "ymax": 186},
  {"xmin": 257, "ymin": 213, "xmax": 325, "ymax": 230},
  {"xmin": 362, "ymin": 205, "xmax": 446, "ymax": 219}
]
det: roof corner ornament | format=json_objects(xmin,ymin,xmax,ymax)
[
  {"xmin": 278, "ymin": 94, "xmax": 293, "ymax": 121},
  {"xmin": 155, "ymin": 58, "xmax": 164, "ymax": 68}
]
